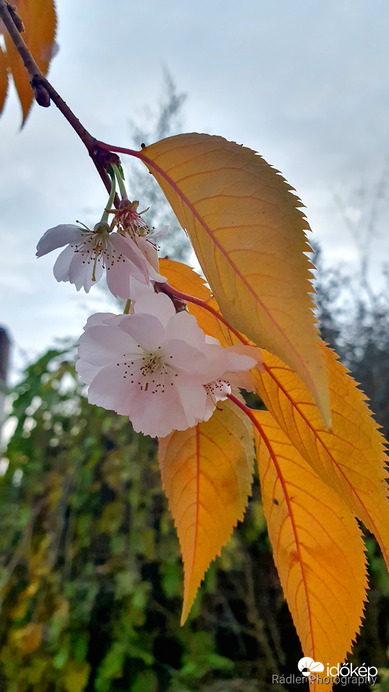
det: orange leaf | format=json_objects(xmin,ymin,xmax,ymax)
[
  {"xmin": 4, "ymin": 0, "xmax": 57, "ymax": 123},
  {"xmin": 0, "ymin": 44, "xmax": 8, "ymax": 114},
  {"xmin": 253, "ymin": 410, "xmax": 367, "ymax": 687},
  {"xmin": 160, "ymin": 257, "xmax": 237, "ymax": 347},
  {"xmin": 162, "ymin": 266, "xmax": 389, "ymax": 566},
  {"xmin": 255, "ymin": 345, "xmax": 389, "ymax": 569},
  {"xmin": 140, "ymin": 134, "xmax": 330, "ymax": 427},
  {"xmin": 159, "ymin": 258, "xmax": 210, "ymax": 301},
  {"xmin": 158, "ymin": 397, "xmax": 254, "ymax": 624}
]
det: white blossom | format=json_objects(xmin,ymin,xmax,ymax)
[
  {"xmin": 76, "ymin": 292, "xmax": 259, "ymax": 438},
  {"xmin": 36, "ymin": 222, "xmax": 166, "ymax": 298}
]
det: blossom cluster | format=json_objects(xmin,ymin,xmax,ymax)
[{"xmin": 37, "ymin": 169, "xmax": 260, "ymax": 437}]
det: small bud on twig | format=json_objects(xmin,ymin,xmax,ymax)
[
  {"xmin": 32, "ymin": 78, "xmax": 51, "ymax": 108},
  {"xmin": 6, "ymin": 2, "xmax": 24, "ymax": 32}
]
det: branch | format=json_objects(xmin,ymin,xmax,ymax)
[{"xmin": 0, "ymin": 0, "xmax": 119, "ymax": 199}]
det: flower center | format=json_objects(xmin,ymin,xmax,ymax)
[
  {"xmin": 118, "ymin": 348, "xmax": 177, "ymax": 394},
  {"xmin": 71, "ymin": 224, "xmax": 128, "ymax": 281}
]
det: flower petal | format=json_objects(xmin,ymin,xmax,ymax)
[
  {"xmin": 167, "ymin": 339, "xmax": 210, "ymax": 375},
  {"xmin": 130, "ymin": 384, "xmax": 192, "ymax": 438},
  {"xmin": 110, "ymin": 233, "xmax": 150, "ymax": 284},
  {"xmin": 87, "ymin": 363, "xmax": 138, "ymax": 415},
  {"xmin": 118, "ymin": 313, "xmax": 166, "ymax": 351},
  {"xmin": 36, "ymin": 225, "xmax": 83, "ymax": 257},
  {"xmin": 78, "ymin": 325, "xmax": 140, "ymax": 366},
  {"xmin": 135, "ymin": 236, "xmax": 167, "ymax": 282},
  {"xmin": 53, "ymin": 245, "xmax": 74, "ymax": 282},
  {"xmin": 133, "ymin": 291, "xmax": 176, "ymax": 326},
  {"xmin": 84, "ymin": 312, "xmax": 119, "ymax": 328},
  {"xmin": 175, "ymin": 378, "xmax": 209, "ymax": 425},
  {"xmin": 69, "ymin": 252, "xmax": 103, "ymax": 292},
  {"xmin": 166, "ymin": 310, "xmax": 208, "ymax": 348}
]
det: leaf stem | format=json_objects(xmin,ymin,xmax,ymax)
[
  {"xmin": 228, "ymin": 392, "xmax": 259, "ymax": 429},
  {"xmin": 0, "ymin": 0, "xmax": 120, "ymax": 200}
]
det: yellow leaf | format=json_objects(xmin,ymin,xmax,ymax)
[
  {"xmin": 141, "ymin": 134, "xmax": 330, "ymax": 426},
  {"xmin": 163, "ymin": 268, "xmax": 389, "ymax": 566},
  {"xmin": 255, "ymin": 344, "xmax": 389, "ymax": 569},
  {"xmin": 253, "ymin": 410, "xmax": 367, "ymax": 682},
  {"xmin": 0, "ymin": 44, "xmax": 8, "ymax": 114},
  {"xmin": 158, "ymin": 398, "xmax": 254, "ymax": 624},
  {"xmin": 11, "ymin": 622, "xmax": 42, "ymax": 654},
  {"xmin": 4, "ymin": 0, "xmax": 57, "ymax": 123}
]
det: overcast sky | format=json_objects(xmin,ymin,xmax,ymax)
[{"xmin": 1, "ymin": 0, "xmax": 388, "ymax": 376}]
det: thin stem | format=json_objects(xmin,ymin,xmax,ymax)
[
  {"xmin": 0, "ymin": 0, "xmax": 119, "ymax": 199},
  {"xmin": 100, "ymin": 172, "xmax": 116, "ymax": 224},
  {"xmin": 123, "ymin": 300, "xmax": 131, "ymax": 315},
  {"xmin": 97, "ymin": 142, "xmax": 143, "ymax": 160},
  {"xmin": 111, "ymin": 164, "xmax": 128, "ymax": 200},
  {"xmin": 228, "ymin": 392, "xmax": 257, "ymax": 424}
]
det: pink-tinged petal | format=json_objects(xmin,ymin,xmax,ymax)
[
  {"xmin": 187, "ymin": 342, "xmax": 232, "ymax": 382},
  {"xmin": 133, "ymin": 291, "xmax": 176, "ymax": 326},
  {"xmin": 195, "ymin": 343, "xmax": 257, "ymax": 384},
  {"xmin": 133, "ymin": 237, "xmax": 167, "ymax": 282},
  {"xmin": 106, "ymin": 261, "xmax": 132, "ymax": 299},
  {"xmin": 128, "ymin": 279, "xmax": 155, "ymax": 302},
  {"xmin": 223, "ymin": 350, "xmax": 257, "ymax": 373},
  {"xmin": 111, "ymin": 233, "xmax": 149, "ymax": 283},
  {"xmin": 75, "ymin": 358, "xmax": 101, "ymax": 386},
  {"xmin": 118, "ymin": 313, "xmax": 165, "ymax": 352},
  {"xmin": 147, "ymin": 263, "xmax": 167, "ymax": 283},
  {"xmin": 130, "ymin": 386, "xmax": 190, "ymax": 438},
  {"xmin": 53, "ymin": 245, "xmax": 74, "ymax": 282},
  {"xmin": 149, "ymin": 224, "xmax": 169, "ymax": 239},
  {"xmin": 225, "ymin": 344, "xmax": 262, "ymax": 369},
  {"xmin": 174, "ymin": 378, "xmax": 209, "ymax": 425},
  {"xmin": 78, "ymin": 325, "xmax": 140, "ymax": 366},
  {"xmin": 87, "ymin": 364, "xmax": 139, "ymax": 415},
  {"xmin": 84, "ymin": 313, "xmax": 118, "ymax": 329},
  {"xmin": 67, "ymin": 252, "xmax": 101, "ymax": 292},
  {"xmin": 226, "ymin": 369, "xmax": 256, "ymax": 392},
  {"xmin": 136, "ymin": 236, "xmax": 158, "ymax": 271},
  {"xmin": 166, "ymin": 311, "xmax": 207, "ymax": 347},
  {"xmin": 203, "ymin": 380, "xmax": 231, "ymax": 420},
  {"xmin": 205, "ymin": 335, "xmax": 221, "ymax": 346},
  {"xmin": 36, "ymin": 225, "xmax": 84, "ymax": 256},
  {"xmin": 166, "ymin": 339, "xmax": 210, "ymax": 375}
]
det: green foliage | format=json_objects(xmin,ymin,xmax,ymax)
[
  {"xmin": 0, "ymin": 345, "xmax": 277, "ymax": 691},
  {"xmin": 1, "ymin": 253, "xmax": 389, "ymax": 690}
]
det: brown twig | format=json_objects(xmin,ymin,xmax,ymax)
[{"xmin": 0, "ymin": 0, "xmax": 120, "ymax": 200}]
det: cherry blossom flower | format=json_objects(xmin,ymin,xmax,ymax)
[
  {"xmin": 36, "ymin": 221, "xmax": 166, "ymax": 298},
  {"xmin": 108, "ymin": 199, "xmax": 169, "ymax": 277},
  {"xmin": 76, "ymin": 292, "xmax": 259, "ymax": 438}
]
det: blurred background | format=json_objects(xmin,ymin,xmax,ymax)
[{"xmin": 0, "ymin": 1, "xmax": 388, "ymax": 690}]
